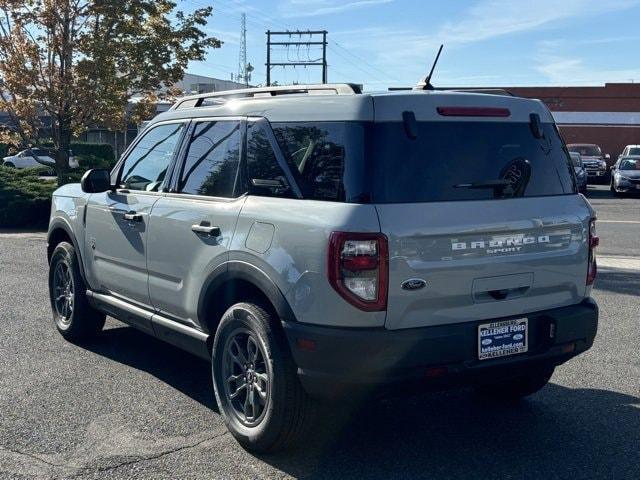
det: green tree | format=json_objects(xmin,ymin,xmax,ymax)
[{"xmin": 0, "ymin": 0, "xmax": 220, "ymax": 185}]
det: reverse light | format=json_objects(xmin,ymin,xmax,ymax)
[
  {"xmin": 328, "ymin": 232, "xmax": 389, "ymax": 311},
  {"xmin": 587, "ymin": 218, "xmax": 599, "ymax": 286}
]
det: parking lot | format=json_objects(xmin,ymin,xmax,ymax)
[{"xmin": 0, "ymin": 185, "xmax": 638, "ymax": 480}]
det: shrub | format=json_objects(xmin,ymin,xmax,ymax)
[
  {"xmin": 70, "ymin": 143, "xmax": 116, "ymax": 166},
  {"xmin": 0, "ymin": 166, "xmax": 57, "ymax": 228}
]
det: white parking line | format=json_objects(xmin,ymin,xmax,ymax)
[
  {"xmin": 598, "ymin": 256, "xmax": 640, "ymax": 272},
  {"xmin": 598, "ymin": 220, "xmax": 640, "ymax": 224}
]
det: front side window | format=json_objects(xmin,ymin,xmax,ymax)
[
  {"xmin": 178, "ymin": 121, "xmax": 241, "ymax": 198},
  {"xmin": 119, "ymin": 123, "xmax": 185, "ymax": 191}
]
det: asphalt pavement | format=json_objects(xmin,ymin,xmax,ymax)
[{"xmin": 0, "ymin": 185, "xmax": 638, "ymax": 479}]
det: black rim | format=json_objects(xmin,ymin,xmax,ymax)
[
  {"xmin": 221, "ymin": 328, "xmax": 270, "ymax": 427},
  {"xmin": 53, "ymin": 261, "xmax": 74, "ymax": 327}
]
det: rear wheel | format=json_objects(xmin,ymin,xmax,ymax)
[
  {"xmin": 3, "ymin": 162, "xmax": 15, "ymax": 168},
  {"xmin": 48, "ymin": 242, "xmax": 105, "ymax": 341},
  {"xmin": 212, "ymin": 302, "xmax": 315, "ymax": 453},
  {"xmin": 475, "ymin": 366, "xmax": 555, "ymax": 401}
]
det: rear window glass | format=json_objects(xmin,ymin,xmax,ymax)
[{"xmin": 370, "ymin": 122, "xmax": 575, "ymax": 203}]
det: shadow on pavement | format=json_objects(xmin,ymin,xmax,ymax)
[
  {"xmin": 264, "ymin": 384, "xmax": 640, "ymax": 479},
  {"xmin": 594, "ymin": 269, "xmax": 640, "ymax": 296},
  {"xmin": 83, "ymin": 324, "xmax": 639, "ymax": 479},
  {"xmin": 83, "ymin": 325, "xmax": 217, "ymax": 411}
]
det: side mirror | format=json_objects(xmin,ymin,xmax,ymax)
[
  {"xmin": 81, "ymin": 168, "xmax": 112, "ymax": 193},
  {"xmin": 604, "ymin": 153, "xmax": 610, "ymax": 160}
]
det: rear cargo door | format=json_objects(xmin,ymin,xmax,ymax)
[{"xmin": 370, "ymin": 94, "xmax": 592, "ymax": 330}]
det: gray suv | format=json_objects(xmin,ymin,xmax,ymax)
[{"xmin": 47, "ymin": 84, "xmax": 599, "ymax": 452}]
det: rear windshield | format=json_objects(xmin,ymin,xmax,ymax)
[
  {"xmin": 628, "ymin": 147, "xmax": 640, "ymax": 156},
  {"xmin": 370, "ymin": 122, "xmax": 575, "ymax": 203},
  {"xmin": 568, "ymin": 145, "xmax": 601, "ymax": 156}
]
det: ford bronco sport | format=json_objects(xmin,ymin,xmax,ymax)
[{"xmin": 47, "ymin": 84, "xmax": 599, "ymax": 453}]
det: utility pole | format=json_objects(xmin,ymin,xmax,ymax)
[{"xmin": 265, "ymin": 30, "xmax": 328, "ymax": 86}]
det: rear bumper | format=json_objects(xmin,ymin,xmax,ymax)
[{"xmin": 283, "ymin": 299, "xmax": 598, "ymax": 399}]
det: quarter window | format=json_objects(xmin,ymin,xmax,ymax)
[
  {"xmin": 246, "ymin": 122, "xmax": 292, "ymax": 198},
  {"xmin": 178, "ymin": 121, "xmax": 242, "ymax": 198},
  {"xmin": 119, "ymin": 123, "xmax": 185, "ymax": 191}
]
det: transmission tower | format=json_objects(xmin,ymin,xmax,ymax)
[{"xmin": 236, "ymin": 13, "xmax": 252, "ymax": 86}]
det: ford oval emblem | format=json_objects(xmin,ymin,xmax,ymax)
[
  {"xmin": 513, "ymin": 333, "xmax": 524, "ymax": 341},
  {"xmin": 401, "ymin": 278, "xmax": 427, "ymax": 291},
  {"xmin": 481, "ymin": 339, "xmax": 492, "ymax": 346}
]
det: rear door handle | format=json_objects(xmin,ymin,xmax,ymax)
[
  {"xmin": 123, "ymin": 212, "xmax": 143, "ymax": 222},
  {"xmin": 191, "ymin": 223, "xmax": 221, "ymax": 237}
]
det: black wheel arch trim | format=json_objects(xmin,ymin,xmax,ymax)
[
  {"xmin": 47, "ymin": 218, "xmax": 88, "ymax": 284},
  {"xmin": 198, "ymin": 260, "xmax": 297, "ymax": 334}
]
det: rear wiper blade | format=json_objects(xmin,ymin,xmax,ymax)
[{"xmin": 453, "ymin": 179, "xmax": 511, "ymax": 189}]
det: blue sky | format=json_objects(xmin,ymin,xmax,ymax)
[{"xmin": 183, "ymin": 0, "xmax": 640, "ymax": 90}]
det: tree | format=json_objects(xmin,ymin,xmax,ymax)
[{"xmin": 0, "ymin": 0, "xmax": 220, "ymax": 185}]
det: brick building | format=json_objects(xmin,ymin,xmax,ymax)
[{"xmin": 506, "ymin": 83, "xmax": 640, "ymax": 159}]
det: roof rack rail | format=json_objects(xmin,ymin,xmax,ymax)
[
  {"xmin": 436, "ymin": 87, "xmax": 515, "ymax": 97},
  {"xmin": 171, "ymin": 83, "xmax": 363, "ymax": 110}
]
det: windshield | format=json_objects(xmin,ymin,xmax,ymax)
[
  {"xmin": 570, "ymin": 152, "xmax": 582, "ymax": 167},
  {"xmin": 568, "ymin": 145, "xmax": 602, "ymax": 156},
  {"xmin": 370, "ymin": 121, "xmax": 575, "ymax": 203},
  {"xmin": 619, "ymin": 159, "xmax": 640, "ymax": 170}
]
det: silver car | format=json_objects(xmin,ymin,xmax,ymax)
[
  {"xmin": 611, "ymin": 156, "xmax": 640, "ymax": 196},
  {"xmin": 47, "ymin": 84, "xmax": 599, "ymax": 453}
]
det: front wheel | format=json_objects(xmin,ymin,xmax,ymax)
[
  {"xmin": 475, "ymin": 366, "xmax": 555, "ymax": 401},
  {"xmin": 212, "ymin": 302, "xmax": 315, "ymax": 453},
  {"xmin": 49, "ymin": 242, "xmax": 105, "ymax": 341}
]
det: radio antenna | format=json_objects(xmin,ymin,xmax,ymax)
[{"xmin": 416, "ymin": 44, "xmax": 443, "ymax": 90}]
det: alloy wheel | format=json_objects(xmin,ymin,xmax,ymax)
[
  {"xmin": 53, "ymin": 262, "xmax": 74, "ymax": 327},
  {"xmin": 221, "ymin": 328, "xmax": 270, "ymax": 427}
]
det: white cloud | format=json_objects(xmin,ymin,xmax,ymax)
[
  {"xmin": 329, "ymin": 0, "xmax": 639, "ymax": 86},
  {"xmin": 280, "ymin": 0, "xmax": 394, "ymax": 18}
]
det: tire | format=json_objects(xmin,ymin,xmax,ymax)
[
  {"xmin": 475, "ymin": 365, "xmax": 555, "ymax": 402},
  {"xmin": 48, "ymin": 242, "xmax": 105, "ymax": 341},
  {"xmin": 212, "ymin": 302, "xmax": 315, "ymax": 453},
  {"xmin": 4, "ymin": 162, "xmax": 15, "ymax": 168}
]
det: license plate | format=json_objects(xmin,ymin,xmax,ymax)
[{"xmin": 478, "ymin": 318, "xmax": 528, "ymax": 360}]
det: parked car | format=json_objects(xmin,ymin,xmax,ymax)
[
  {"xmin": 610, "ymin": 156, "xmax": 640, "ymax": 196},
  {"xmin": 47, "ymin": 84, "xmax": 599, "ymax": 453},
  {"xmin": 566, "ymin": 144, "xmax": 609, "ymax": 182},
  {"xmin": 2, "ymin": 148, "xmax": 78, "ymax": 169},
  {"xmin": 570, "ymin": 151, "xmax": 588, "ymax": 194},
  {"xmin": 618, "ymin": 145, "xmax": 640, "ymax": 159}
]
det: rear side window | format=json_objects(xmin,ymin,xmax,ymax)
[
  {"xmin": 178, "ymin": 121, "xmax": 241, "ymax": 198},
  {"xmin": 272, "ymin": 122, "xmax": 367, "ymax": 202},
  {"xmin": 370, "ymin": 122, "xmax": 575, "ymax": 203}
]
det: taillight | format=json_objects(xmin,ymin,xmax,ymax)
[
  {"xmin": 587, "ymin": 218, "xmax": 599, "ymax": 285},
  {"xmin": 328, "ymin": 232, "xmax": 388, "ymax": 311}
]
